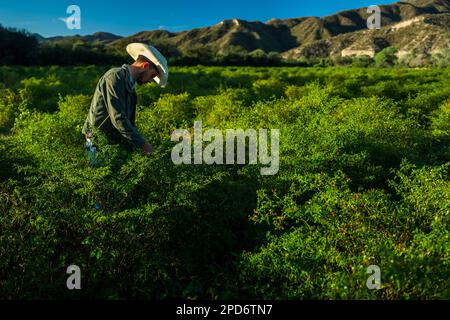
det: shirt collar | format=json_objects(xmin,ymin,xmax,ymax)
[{"xmin": 126, "ymin": 64, "xmax": 135, "ymax": 90}]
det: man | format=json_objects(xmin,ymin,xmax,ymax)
[{"xmin": 82, "ymin": 43, "xmax": 169, "ymax": 159}]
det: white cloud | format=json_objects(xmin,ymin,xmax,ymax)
[{"xmin": 58, "ymin": 17, "xmax": 69, "ymax": 24}]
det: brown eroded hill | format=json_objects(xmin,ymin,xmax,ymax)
[{"xmin": 37, "ymin": 0, "xmax": 450, "ymax": 59}]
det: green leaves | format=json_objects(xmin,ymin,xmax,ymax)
[{"xmin": 1, "ymin": 66, "xmax": 450, "ymax": 299}]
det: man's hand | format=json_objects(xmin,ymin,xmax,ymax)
[{"xmin": 142, "ymin": 142, "xmax": 154, "ymax": 155}]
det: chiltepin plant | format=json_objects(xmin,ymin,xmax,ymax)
[{"xmin": 0, "ymin": 65, "xmax": 449, "ymax": 299}]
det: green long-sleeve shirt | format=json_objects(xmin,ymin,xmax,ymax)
[{"xmin": 82, "ymin": 64, "xmax": 146, "ymax": 149}]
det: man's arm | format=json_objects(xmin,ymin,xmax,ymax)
[{"xmin": 103, "ymin": 73, "xmax": 147, "ymax": 150}]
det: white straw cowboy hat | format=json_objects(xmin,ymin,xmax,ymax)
[{"xmin": 126, "ymin": 43, "xmax": 169, "ymax": 88}]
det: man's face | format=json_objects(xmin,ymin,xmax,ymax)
[{"xmin": 137, "ymin": 62, "xmax": 158, "ymax": 85}]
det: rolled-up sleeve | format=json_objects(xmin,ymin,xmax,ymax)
[{"xmin": 103, "ymin": 74, "xmax": 146, "ymax": 149}]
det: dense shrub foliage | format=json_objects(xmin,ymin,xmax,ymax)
[{"xmin": 1, "ymin": 66, "xmax": 449, "ymax": 299}]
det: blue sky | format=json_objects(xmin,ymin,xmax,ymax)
[{"xmin": 0, "ymin": 0, "xmax": 397, "ymax": 37}]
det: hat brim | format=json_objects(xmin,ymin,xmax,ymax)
[{"xmin": 126, "ymin": 43, "xmax": 168, "ymax": 88}]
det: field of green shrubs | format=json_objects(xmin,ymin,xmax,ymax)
[{"xmin": 1, "ymin": 65, "xmax": 450, "ymax": 299}]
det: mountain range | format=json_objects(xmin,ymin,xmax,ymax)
[{"xmin": 34, "ymin": 0, "xmax": 450, "ymax": 60}]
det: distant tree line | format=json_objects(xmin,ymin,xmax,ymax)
[
  {"xmin": 1, "ymin": 25, "xmax": 448, "ymax": 68},
  {"xmin": 0, "ymin": 25, "xmax": 39, "ymax": 65},
  {"xmin": 0, "ymin": 27, "xmax": 289, "ymax": 67}
]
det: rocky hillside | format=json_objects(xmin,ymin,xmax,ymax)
[
  {"xmin": 282, "ymin": 12, "xmax": 450, "ymax": 59},
  {"xmin": 36, "ymin": 0, "xmax": 450, "ymax": 59}
]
